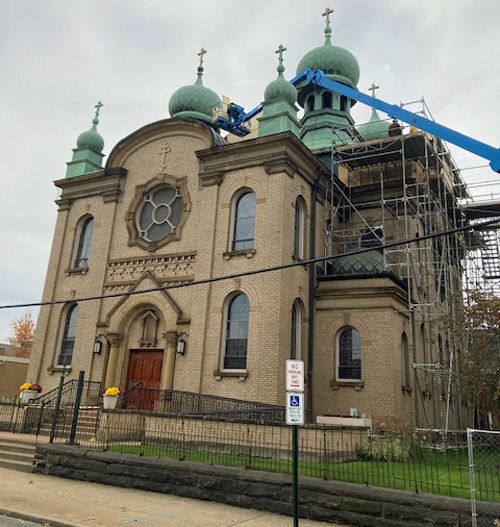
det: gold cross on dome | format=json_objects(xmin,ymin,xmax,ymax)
[
  {"xmin": 322, "ymin": 7, "xmax": 334, "ymax": 27},
  {"xmin": 369, "ymin": 83, "xmax": 380, "ymax": 98},
  {"xmin": 276, "ymin": 44, "xmax": 287, "ymax": 68},
  {"xmin": 198, "ymin": 48, "xmax": 207, "ymax": 69}
]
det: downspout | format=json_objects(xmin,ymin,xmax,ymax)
[{"xmin": 307, "ymin": 168, "xmax": 321, "ymax": 422}]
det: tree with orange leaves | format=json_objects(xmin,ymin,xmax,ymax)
[{"xmin": 6, "ymin": 312, "xmax": 35, "ymax": 358}]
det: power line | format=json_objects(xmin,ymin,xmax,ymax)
[{"xmin": 1, "ymin": 217, "xmax": 500, "ymax": 311}]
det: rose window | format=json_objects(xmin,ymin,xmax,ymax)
[{"xmin": 136, "ymin": 185, "xmax": 183, "ymax": 243}]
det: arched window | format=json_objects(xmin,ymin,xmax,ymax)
[
  {"xmin": 293, "ymin": 197, "xmax": 306, "ymax": 259},
  {"xmin": 322, "ymin": 92, "xmax": 332, "ymax": 109},
  {"xmin": 57, "ymin": 304, "xmax": 79, "ymax": 366},
  {"xmin": 340, "ymin": 96, "xmax": 348, "ymax": 112},
  {"xmin": 290, "ymin": 300, "xmax": 303, "ymax": 359},
  {"xmin": 338, "ymin": 327, "xmax": 361, "ymax": 380},
  {"xmin": 232, "ymin": 191, "xmax": 256, "ymax": 251},
  {"xmin": 361, "ymin": 226, "xmax": 383, "ymax": 252},
  {"xmin": 402, "ymin": 332, "xmax": 410, "ymax": 389},
  {"xmin": 74, "ymin": 217, "xmax": 94, "ymax": 268},
  {"xmin": 307, "ymin": 95, "xmax": 315, "ymax": 112},
  {"xmin": 223, "ymin": 293, "xmax": 250, "ymax": 370}
]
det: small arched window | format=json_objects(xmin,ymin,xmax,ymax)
[
  {"xmin": 74, "ymin": 217, "xmax": 94, "ymax": 268},
  {"xmin": 338, "ymin": 327, "xmax": 361, "ymax": 380},
  {"xmin": 290, "ymin": 300, "xmax": 303, "ymax": 360},
  {"xmin": 322, "ymin": 92, "xmax": 332, "ymax": 109},
  {"xmin": 421, "ymin": 323, "xmax": 427, "ymax": 364},
  {"xmin": 402, "ymin": 332, "xmax": 410, "ymax": 389},
  {"xmin": 223, "ymin": 293, "xmax": 250, "ymax": 370},
  {"xmin": 57, "ymin": 304, "xmax": 79, "ymax": 366},
  {"xmin": 294, "ymin": 197, "xmax": 306, "ymax": 259},
  {"xmin": 307, "ymin": 95, "xmax": 315, "ymax": 112},
  {"xmin": 361, "ymin": 226, "xmax": 383, "ymax": 253},
  {"xmin": 340, "ymin": 96, "xmax": 349, "ymax": 111},
  {"xmin": 232, "ymin": 191, "xmax": 256, "ymax": 251}
]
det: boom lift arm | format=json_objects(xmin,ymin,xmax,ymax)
[{"xmin": 213, "ymin": 69, "xmax": 500, "ymax": 173}]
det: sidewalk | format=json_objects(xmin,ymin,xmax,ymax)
[{"xmin": 0, "ymin": 467, "xmax": 341, "ymax": 527}]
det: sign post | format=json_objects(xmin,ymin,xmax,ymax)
[{"xmin": 285, "ymin": 359, "xmax": 304, "ymax": 527}]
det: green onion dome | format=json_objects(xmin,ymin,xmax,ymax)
[
  {"xmin": 264, "ymin": 58, "xmax": 297, "ymax": 105},
  {"xmin": 357, "ymin": 108, "xmax": 391, "ymax": 141},
  {"xmin": 296, "ymin": 26, "xmax": 360, "ymax": 90},
  {"xmin": 76, "ymin": 116, "xmax": 104, "ymax": 152},
  {"xmin": 169, "ymin": 67, "xmax": 221, "ymax": 124}
]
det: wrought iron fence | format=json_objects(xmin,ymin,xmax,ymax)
[{"xmin": 468, "ymin": 428, "xmax": 500, "ymax": 527}]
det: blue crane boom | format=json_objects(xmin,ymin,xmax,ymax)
[{"xmin": 213, "ymin": 69, "xmax": 500, "ymax": 173}]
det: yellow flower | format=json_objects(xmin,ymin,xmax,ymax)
[
  {"xmin": 20, "ymin": 383, "xmax": 32, "ymax": 391},
  {"xmin": 104, "ymin": 387, "xmax": 121, "ymax": 396}
]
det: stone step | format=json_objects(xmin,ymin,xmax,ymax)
[
  {"xmin": 0, "ymin": 440, "xmax": 36, "ymax": 454},
  {"xmin": 0, "ymin": 448, "xmax": 35, "ymax": 463},
  {"xmin": 0, "ymin": 458, "xmax": 33, "ymax": 473}
]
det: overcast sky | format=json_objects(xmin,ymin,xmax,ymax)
[{"xmin": 1, "ymin": 0, "xmax": 500, "ymax": 340}]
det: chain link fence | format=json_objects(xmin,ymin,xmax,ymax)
[{"xmin": 467, "ymin": 428, "xmax": 500, "ymax": 527}]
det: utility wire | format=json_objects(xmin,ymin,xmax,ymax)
[{"xmin": 1, "ymin": 217, "xmax": 500, "ymax": 311}]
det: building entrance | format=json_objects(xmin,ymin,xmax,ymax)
[{"xmin": 125, "ymin": 349, "xmax": 163, "ymax": 409}]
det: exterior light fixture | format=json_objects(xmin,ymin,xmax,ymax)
[
  {"xmin": 93, "ymin": 337, "xmax": 102, "ymax": 355},
  {"xmin": 176, "ymin": 337, "xmax": 186, "ymax": 355}
]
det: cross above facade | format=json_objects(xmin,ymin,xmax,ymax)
[
  {"xmin": 369, "ymin": 83, "xmax": 380, "ymax": 98},
  {"xmin": 322, "ymin": 6, "xmax": 334, "ymax": 27},
  {"xmin": 198, "ymin": 48, "xmax": 207, "ymax": 69},
  {"xmin": 94, "ymin": 101, "xmax": 103, "ymax": 121},
  {"xmin": 159, "ymin": 143, "xmax": 171, "ymax": 173},
  {"xmin": 276, "ymin": 44, "xmax": 287, "ymax": 69}
]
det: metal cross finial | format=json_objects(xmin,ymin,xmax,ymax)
[
  {"xmin": 198, "ymin": 48, "xmax": 207, "ymax": 69},
  {"xmin": 369, "ymin": 83, "xmax": 380, "ymax": 98},
  {"xmin": 322, "ymin": 6, "xmax": 334, "ymax": 27},
  {"xmin": 94, "ymin": 101, "xmax": 103, "ymax": 121},
  {"xmin": 276, "ymin": 44, "xmax": 287, "ymax": 69}
]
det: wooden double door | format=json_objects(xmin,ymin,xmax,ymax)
[{"xmin": 126, "ymin": 350, "xmax": 163, "ymax": 410}]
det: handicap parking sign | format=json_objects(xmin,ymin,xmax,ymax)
[{"xmin": 285, "ymin": 392, "xmax": 304, "ymax": 425}]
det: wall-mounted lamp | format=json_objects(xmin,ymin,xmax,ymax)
[
  {"xmin": 93, "ymin": 337, "xmax": 103, "ymax": 355},
  {"xmin": 176, "ymin": 337, "xmax": 186, "ymax": 355}
]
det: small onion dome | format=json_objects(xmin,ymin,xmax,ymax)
[
  {"xmin": 168, "ymin": 68, "xmax": 221, "ymax": 124},
  {"xmin": 357, "ymin": 108, "xmax": 391, "ymax": 141},
  {"xmin": 296, "ymin": 26, "xmax": 360, "ymax": 89},
  {"xmin": 76, "ymin": 116, "xmax": 104, "ymax": 152},
  {"xmin": 264, "ymin": 52, "xmax": 297, "ymax": 105}
]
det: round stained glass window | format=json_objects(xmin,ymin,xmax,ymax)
[{"xmin": 136, "ymin": 185, "xmax": 184, "ymax": 243}]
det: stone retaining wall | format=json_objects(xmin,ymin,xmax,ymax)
[{"xmin": 34, "ymin": 443, "xmax": 497, "ymax": 527}]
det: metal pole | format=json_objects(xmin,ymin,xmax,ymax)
[
  {"xmin": 68, "ymin": 370, "xmax": 85, "ymax": 445},
  {"xmin": 292, "ymin": 425, "xmax": 299, "ymax": 527},
  {"xmin": 49, "ymin": 375, "xmax": 65, "ymax": 443}
]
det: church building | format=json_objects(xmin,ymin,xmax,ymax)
[{"xmin": 28, "ymin": 10, "xmax": 469, "ymax": 429}]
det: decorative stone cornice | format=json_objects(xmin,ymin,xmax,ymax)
[{"xmin": 196, "ymin": 132, "xmax": 329, "ymax": 192}]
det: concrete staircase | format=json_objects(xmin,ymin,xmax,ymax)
[
  {"xmin": 36, "ymin": 407, "xmax": 101, "ymax": 442},
  {"xmin": 0, "ymin": 435, "xmax": 36, "ymax": 473}
]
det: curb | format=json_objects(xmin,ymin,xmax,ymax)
[{"xmin": 0, "ymin": 507, "xmax": 83, "ymax": 527}]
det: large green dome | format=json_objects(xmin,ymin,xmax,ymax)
[
  {"xmin": 169, "ymin": 72, "xmax": 221, "ymax": 124},
  {"xmin": 357, "ymin": 108, "xmax": 390, "ymax": 141},
  {"xmin": 296, "ymin": 27, "xmax": 360, "ymax": 89},
  {"xmin": 77, "ymin": 118, "xmax": 104, "ymax": 152}
]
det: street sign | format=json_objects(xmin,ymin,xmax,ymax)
[
  {"xmin": 285, "ymin": 359, "xmax": 304, "ymax": 392},
  {"xmin": 286, "ymin": 392, "xmax": 304, "ymax": 425}
]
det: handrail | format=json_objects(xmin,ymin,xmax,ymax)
[{"xmin": 33, "ymin": 379, "xmax": 76, "ymax": 406}]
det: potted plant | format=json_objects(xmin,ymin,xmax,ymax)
[
  {"xmin": 19, "ymin": 383, "xmax": 42, "ymax": 405},
  {"xmin": 103, "ymin": 386, "xmax": 121, "ymax": 410}
]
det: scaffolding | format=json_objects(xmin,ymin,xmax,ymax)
[{"xmin": 322, "ymin": 98, "xmax": 500, "ymax": 431}]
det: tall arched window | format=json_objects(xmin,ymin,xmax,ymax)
[
  {"xmin": 322, "ymin": 92, "xmax": 332, "ymax": 109},
  {"xmin": 232, "ymin": 191, "xmax": 256, "ymax": 251},
  {"xmin": 290, "ymin": 300, "xmax": 303, "ymax": 359},
  {"xmin": 307, "ymin": 95, "xmax": 315, "ymax": 112},
  {"xmin": 293, "ymin": 197, "xmax": 306, "ymax": 259},
  {"xmin": 57, "ymin": 304, "xmax": 79, "ymax": 366},
  {"xmin": 223, "ymin": 293, "xmax": 250, "ymax": 370},
  {"xmin": 402, "ymin": 332, "xmax": 410, "ymax": 389},
  {"xmin": 74, "ymin": 217, "xmax": 94, "ymax": 268},
  {"xmin": 420, "ymin": 323, "xmax": 427, "ymax": 364},
  {"xmin": 338, "ymin": 327, "xmax": 361, "ymax": 380},
  {"xmin": 340, "ymin": 96, "xmax": 348, "ymax": 112}
]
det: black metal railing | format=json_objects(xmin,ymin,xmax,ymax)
[
  {"xmin": 35, "ymin": 379, "xmax": 102, "ymax": 408},
  {"xmin": 116, "ymin": 387, "xmax": 285, "ymax": 423}
]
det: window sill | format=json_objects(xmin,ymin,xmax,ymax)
[
  {"xmin": 214, "ymin": 370, "xmax": 248, "ymax": 381},
  {"xmin": 330, "ymin": 380, "xmax": 364, "ymax": 391},
  {"xmin": 48, "ymin": 366, "xmax": 72, "ymax": 375},
  {"xmin": 292, "ymin": 255, "xmax": 307, "ymax": 265},
  {"xmin": 402, "ymin": 385, "xmax": 412, "ymax": 395},
  {"xmin": 65, "ymin": 267, "xmax": 89, "ymax": 276},
  {"xmin": 223, "ymin": 249, "xmax": 256, "ymax": 260}
]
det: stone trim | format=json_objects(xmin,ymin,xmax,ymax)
[
  {"xmin": 330, "ymin": 380, "xmax": 365, "ymax": 391},
  {"xmin": 223, "ymin": 249, "xmax": 256, "ymax": 260},
  {"xmin": 213, "ymin": 370, "xmax": 249, "ymax": 381}
]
